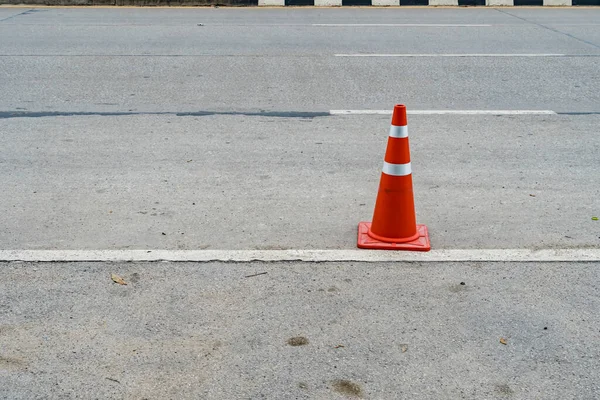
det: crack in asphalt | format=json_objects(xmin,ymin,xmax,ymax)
[
  {"xmin": 0, "ymin": 9, "xmax": 40, "ymax": 23},
  {"xmin": 1, "ymin": 110, "xmax": 599, "ymax": 119},
  {"xmin": 494, "ymin": 8, "xmax": 600, "ymax": 50},
  {"xmin": 0, "ymin": 110, "xmax": 331, "ymax": 119}
]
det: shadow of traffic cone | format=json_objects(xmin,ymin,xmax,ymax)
[{"xmin": 357, "ymin": 104, "xmax": 430, "ymax": 251}]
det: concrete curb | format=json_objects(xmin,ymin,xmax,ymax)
[
  {"xmin": 2, "ymin": 1, "xmax": 599, "ymax": 4},
  {"xmin": 1, "ymin": 0, "xmax": 255, "ymax": 5}
]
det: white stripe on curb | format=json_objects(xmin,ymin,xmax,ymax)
[
  {"xmin": 1, "ymin": 249, "xmax": 600, "ymax": 263},
  {"xmin": 330, "ymin": 110, "xmax": 557, "ymax": 116}
]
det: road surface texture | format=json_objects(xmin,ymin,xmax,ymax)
[
  {"xmin": 1, "ymin": 7, "xmax": 600, "ymax": 399},
  {"xmin": 2, "ymin": 261, "xmax": 600, "ymax": 399}
]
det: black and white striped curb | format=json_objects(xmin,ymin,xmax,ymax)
[{"xmin": 260, "ymin": 0, "xmax": 597, "ymax": 5}]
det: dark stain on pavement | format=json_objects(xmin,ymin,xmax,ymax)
[
  {"xmin": 449, "ymin": 282, "xmax": 468, "ymax": 293},
  {"xmin": 494, "ymin": 383, "xmax": 514, "ymax": 396},
  {"xmin": 287, "ymin": 336, "xmax": 309, "ymax": 346},
  {"xmin": 332, "ymin": 380, "xmax": 363, "ymax": 398},
  {"xmin": 0, "ymin": 356, "xmax": 26, "ymax": 370}
]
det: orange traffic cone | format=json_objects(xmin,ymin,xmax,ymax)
[{"xmin": 357, "ymin": 104, "xmax": 430, "ymax": 251}]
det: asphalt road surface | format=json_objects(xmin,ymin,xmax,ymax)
[{"xmin": 1, "ymin": 7, "xmax": 600, "ymax": 399}]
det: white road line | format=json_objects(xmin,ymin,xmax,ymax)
[
  {"xmin": 314, "ymin": 24, "xmax": 492, "ymax": 27},
  {"xmin": 331, "ymin": 110, "xmax": 393, "ymax": 115},
  {"xmin": 335, "ymin": 53, "xmax": 566, "ymax": 58},
  {"xmin": 1, "ymin": 249, "xmax": 599, "ymax": 263},
  {"xmin": 330, "ymin": 110, "xmax": 557, "ymax": 116}
]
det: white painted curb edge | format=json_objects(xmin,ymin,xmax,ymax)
[{"xmin": 1, "ymin": 249, "xmax": 600, "ymax": 262}]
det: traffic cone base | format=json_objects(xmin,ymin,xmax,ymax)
[{"xmin": 357, "ymin": 222, "xmax": 430, "ymax": 251}]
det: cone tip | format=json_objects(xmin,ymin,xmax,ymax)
[{"xmin": 391, "ymin": 104, "xmax": 407, "ymax": 127}]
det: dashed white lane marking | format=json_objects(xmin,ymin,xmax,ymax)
[
  {"xmin": 314, "ymin": 24, "xmax": 492, "ymax": 27},
  {"xmin": 1, "ymin": 249, "xmax": 599, "ymax": 263},
  {"xmin": 330, "ymin": 110, "xmax": 557, "ymax": 115},
  {"xmin": 335, "ymin": 53, "xmax": 566, "ymax": 57}
]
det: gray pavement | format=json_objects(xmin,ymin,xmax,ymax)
[
  {"xmin": 1, "ymin": 114, "xmax": 599, "ymax": 250},
  {"xmin": 1, "ymin": 7, "xmax": 600, "ymax": 399},
  {"xmin": 2, "ymin": 55, "xmax": 600, "ymax": 112},
  {"xmin": 2, "ymin": 261, "xmax": 600, "ymax": 399},
  {"xmin": 1, "ymin": 8, "xmax": 600, "ymax": 113}
]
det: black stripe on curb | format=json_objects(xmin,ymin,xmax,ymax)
[
  {"xmin": 342, "ymin": 0, "xmax": 372, "ymax": 4},
  {"xmin": 285, "ymin": 0, "xmax": 314, "ymax": 4},
  {"xmin": 458, "ymin": 0, "xmax": 485, "ymax": 4},
  {"xmin": 400, "ymin": 0, "xmax": 428, "ymax": 4},
  {"xmin": 513, "ymin": 0, "xmax": 543, "ymax": 4},
  {"xmin": 573, "ymin": 0, "xmax": 600, "ymax": 4}
]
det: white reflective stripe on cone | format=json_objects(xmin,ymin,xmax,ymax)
[
  {"xmin": 389, "ymin": 125, "xmax": 408, "ymax": 138},
  {"xmin": 382, "ymin": 161, "xmax": 412, "ymax": 176}
]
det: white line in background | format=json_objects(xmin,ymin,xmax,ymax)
[
  {"xmin": 335, "ymin": 53, "xmax": 566, "ymax": 58},
  {"xmin": 330, "ymin": 110, "xmax": 557, "ymax": 116},
  {"xmin": 314, "ymin": 24, "xmax": 492, "ymax": 27},
  {"xmin": 1, "ymin": 249, "xmax": 599, "ymax": 263}
]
